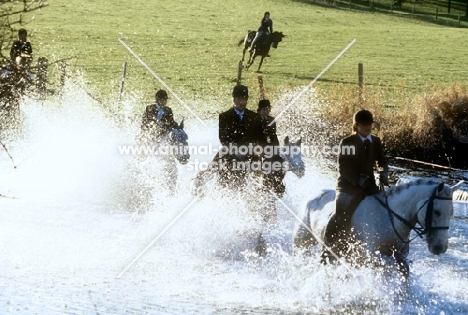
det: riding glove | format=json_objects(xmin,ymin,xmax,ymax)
[
  {"xmin": 379, "ymin": 172, "xmax": 390, "ymax": 186},
  {"xmin": 357, "ymin": 176, "xmax": 371, "ymax": 188}
]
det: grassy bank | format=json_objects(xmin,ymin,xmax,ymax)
[{"xmin": 6, "ymin": 0, "xmax": 468, "ymax": 116}]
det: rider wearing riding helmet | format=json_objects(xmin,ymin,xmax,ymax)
[
  {"xmin": 216, "ymin": 85, "xmax": 266, "ymax": 186},
  {"xmin": 140, "ymin": 89, "xmax": 178, "ymax": 143},
  {"xmin": 10, "ymin": 29, "xmax": 33, "ymax": 69},
  {"xmin": 257, "ymin": 99, "xmax": 286, "ymax": 197},
  {"xmin": 321, "ymin": 109, "xmax": 389, "ymax": 264},
  {"xmin": 249, "ymin": 12, "xmax": 273, "ymax": 52},
  {"xmin": 1, "ymin": 28, "xmax": 33, "ymax": 81}
]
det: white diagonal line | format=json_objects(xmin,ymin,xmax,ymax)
[
  {"xmin": 269, "ymin": 191, "xmax": 356, "ymax": 275},
  {"xmin": 269, "ymin": 39, "xmax": 356, "ymax": 126},
  {"xmin": 118, "ymin": 38, "xmax": 207, "ymax": 126},
  {"xmin": 116, "ymin": 196, "xmax": 199, "ymax": 279}
]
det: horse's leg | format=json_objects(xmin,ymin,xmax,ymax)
[
  {"xmin": 255, "ymin": 232, "xmax": 267, "ymax": 256},
  {"xmin": 242, "ymin": 41, "xmax": 250, "ymax": 62},
  {"xmin": 162, "ymin": 158, "xmax": 178, "ymax": 194},
  {"xmin": 257, "ymin": 56, "xmax": 265, "ymax": 72},
  {"xmin": 246, "ymin": 53, "xmax": 255, "ymax": 70},
  {"xmin": 394, "ymin": 251, "xmax": 410, "ymax": 280},
  {"xmin": 190, "ymin": 168, "xmax": 215, "ymax": 198}
]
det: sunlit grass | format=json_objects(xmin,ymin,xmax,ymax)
[{"xmin": 7, "ymin": 0, "xmax": 468, "ymax": 119}]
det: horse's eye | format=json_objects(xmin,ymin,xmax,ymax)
[{"xmin": 434, "ymin": 210, "xmax": 441, "ymax": 217}]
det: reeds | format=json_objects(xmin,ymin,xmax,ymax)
[{"xmin": 315, "ymin": 83, "xmax": 468, "ymax": 168}]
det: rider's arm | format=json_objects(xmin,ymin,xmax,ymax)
[
  {"xmin": 165, "ymin": 107, "xmax": 178, "ymax": 129},
  {"xmin": 25, "ymin": 42, "xmax": 33, "ymax": 57},
  {"xmin": 10, "ymin": 41, "xmax": 19, "ymax": 60},
  {"xmin": 375, "ymin": 137, "xmax": 389, "ymax": 174},
  {"xmin": 218, "ymin": 112, "xmax": 230, "ymax": 147},
  {"xmin": 141, "ymin": 105, "xmax": 156, "ymax": 131},
  {"xmin": 268, "ymin": 119, "xmax": 279, "ymax": 146}
]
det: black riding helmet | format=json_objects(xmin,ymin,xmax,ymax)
[
  {"xmin": 155, "ymin": 89, "xmax": 168, "ymax": 100},
  {"xmin": 257, "ymin": 99, "xmax": 271, "ymax": 112},
  {"xmin": 353, "ymin": 109, "xmax": 373, "ymax": 125}
]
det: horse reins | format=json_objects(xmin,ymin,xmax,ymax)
[{"xmin": 373, "ymin": 185, "xmax": 451, "ymax": 244}]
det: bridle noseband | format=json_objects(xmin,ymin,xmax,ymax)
[{"xmin": 373, "ymin": 185, "xmax": 452, "ymax": 244}]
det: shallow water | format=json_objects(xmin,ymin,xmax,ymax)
[{"xmin": 1, "ymin": 82, "xmax": 467, "ymax": 314}]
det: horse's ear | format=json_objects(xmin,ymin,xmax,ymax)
[
  {"xmin": 179, "ymin": 118, "xmax": 184, "ymax": 130},
  {"xmin": 284, "ymin": 136, "xmax": 289, "ymax": 145},
  {"xmin": 297, "ymin": 137, "xmax": 302, "ymax": 146}
]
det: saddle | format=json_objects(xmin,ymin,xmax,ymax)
[{"xmin": 251, "ymin": 32, "xmax": 268, "ymax": 49}]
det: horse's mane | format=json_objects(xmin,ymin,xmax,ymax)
[{"xmin": 381, "ymin": 178, "xmax": 445, "ymax": 198}]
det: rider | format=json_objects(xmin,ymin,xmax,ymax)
[
  {"xmin": 217, "ymin": 84, "xmax": 266, "ymax": 186},
  {"xmin": 249, "ymin": 12, "xmax": 273, "ymax": 52},
  {"xmin": 140, "ymin": 89, "xmax": 178, "ymax": 143},
  {"xmin": 321, "ymin": 109, "xmax": 389, "ymax": 264},
  {"xmin": 1, "ymin": 29, "xmax": 33, "ymax": 82},
  {"xmin": 257, "ymin": 99, "xmax": 286, "ymax": 197},
  {"xmin": 10, "ymin": 29, "xmax": 33, "ymax": 69}
]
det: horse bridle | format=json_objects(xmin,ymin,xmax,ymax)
[{"xmin": 373, "ymin": 184, "xmax": 452, "ymax": 244}]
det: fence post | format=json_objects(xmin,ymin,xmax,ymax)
[
  {"xmin": 59, "ymin": 61, "xmax": 66, "ymax": 91},
  {"xmin": 36, "ymin": 57, "xmax": 48, "ymax": 99},
  {"xmin": 118, "ymin": 62, "xmax": 127, "ymax": 104},
  {"xmin": 436, "ymin": 8, "xmax": 438, "ymax": 21},
  {"xmin": 237, "ymin": 60, "xmax": 243, "ymax": 85},
  {"xmin": 358, "ymin": 63, "xmax": 364, "ymax": 106},
  {"xmin": 258, "ymin": 75, "xmax": 265, "ymax": 100}
]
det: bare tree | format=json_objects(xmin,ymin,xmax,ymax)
[{"xmin": 0, "ymin": 0, "xmax": 47, "ymax": 62}]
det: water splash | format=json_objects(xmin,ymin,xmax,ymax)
[{"xmin": 0, "ymin": 78, "xmax": 467, "ymax": 314}]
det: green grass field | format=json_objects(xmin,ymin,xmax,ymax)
[{"xmin": 14, "ymin": 0, "xmax": 468, "ymax": 114}]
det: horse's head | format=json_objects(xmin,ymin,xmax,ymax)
[
  {"xmin": 169, "ymin": 119, "xmax": 190, "ymax": 165},
  {"xmin": 281, "ymin": 136, "xmax": 305, "ymax": 178},
  {"xmin": 270, "ymin": 31, "xmax": 285, "ymax": 49},
  {"xmin": 416, "ymin": 182, "xmax": 453, "ymax": 255}
]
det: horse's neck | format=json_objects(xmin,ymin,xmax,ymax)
[{"xmin": 386, "ymin": 183, "xmax": 435, "ymax": 222}]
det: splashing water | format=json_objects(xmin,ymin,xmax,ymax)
[{"xmin": 0, "ymin": 79, "xmax": 468, "ymax": 314}]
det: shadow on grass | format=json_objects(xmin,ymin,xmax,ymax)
[{"xmin": 291, "ymin": 0, "xmax": 468, "ymax": 28}]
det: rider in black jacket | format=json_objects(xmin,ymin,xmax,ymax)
[
  {"xmin": 10, "ymin": 29, "xmax": 33, "ymax": 69},
  {"xmin": 249, "ymin": 12, "xmax": 273, "ymax": 52}
]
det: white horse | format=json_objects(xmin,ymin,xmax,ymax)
[{"xmin": 293, "ymin": 178, "xmax": 453, "ymax": 274}]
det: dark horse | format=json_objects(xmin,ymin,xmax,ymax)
[{"xmin": 237, "ymin": 31, "xmax": 285, "ymax": 72}]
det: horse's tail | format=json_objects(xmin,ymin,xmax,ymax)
[{"xmin": 238, "ymin": 30, "xmax": 254, "ymax": 47}]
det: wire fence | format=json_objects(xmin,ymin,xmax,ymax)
[{"xmin": 306, "ymin": 0, "xmax": 468, "ymax": 27}]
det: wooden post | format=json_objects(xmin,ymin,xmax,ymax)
[
  {"xmin": 258, "ymin": 75, "xmax": 265, "ymax": 100},
  {"xmin": 36, "ymin": 57, "xmax": 48, "ymax": 99},
  {"xmin": 391, "ymin": 2, "xmax": 393, "ymax": 12},
  {"xmin": 60, "ymin": 61, "xmax": 66, "ymax": 91},
  {"xmin": 448, "ymin": 0, "xmax": 451, "ymax": 14},
  {"xmin": 118, "ymin": 62, "xmax": 127, "ymax": 104},
  {"xmin": 358, "ymin": 63, "xmax": 364, "ymax": 106},
  {"xmin": 436, "ymin": 8, "xmax": 438, "ymax": 21},
  {"xmin": 237, "ymin": 60, "xmax": 243, "ymax": 85}
]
